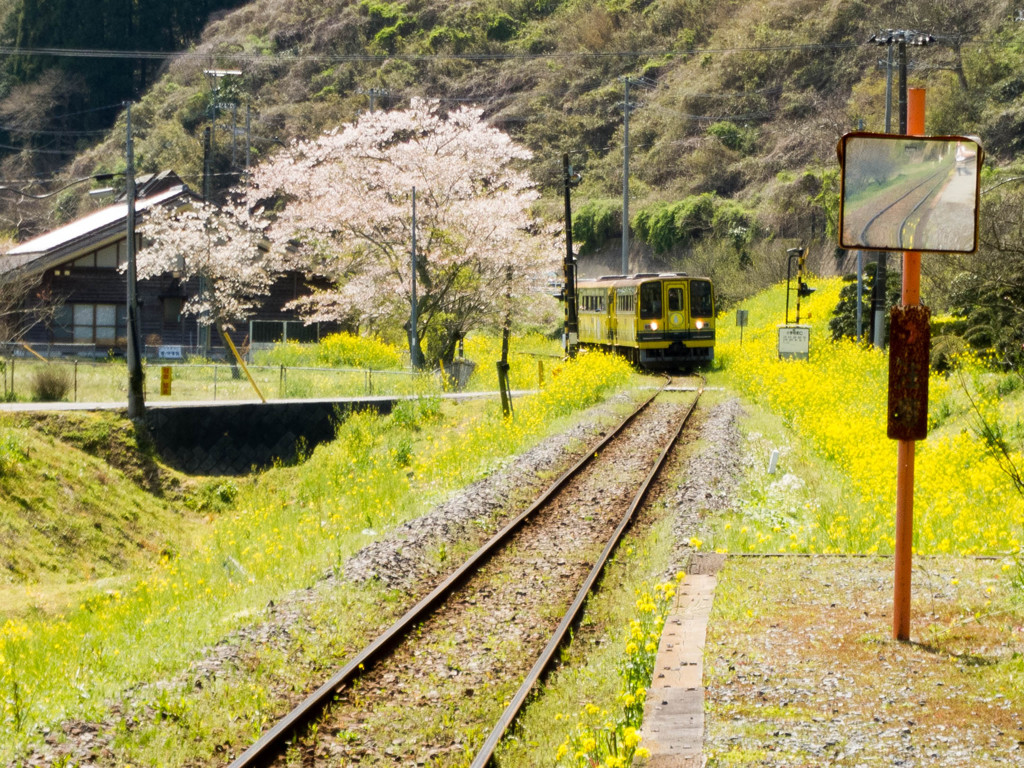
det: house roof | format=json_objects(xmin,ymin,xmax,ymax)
[{"xmin": 0, "ymin": 173, "xmax": 195, "ymax": 276}]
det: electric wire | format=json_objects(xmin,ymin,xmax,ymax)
[{"xmin": 0, "ymin": 35, "xmax": 990, "ymax": 65}]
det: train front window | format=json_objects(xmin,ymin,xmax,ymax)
[
  {"xmin": 639, "ymin": 283, "xmax": 662, "ymax": 318},
  {"xmin": 668, "ymin": 287, "xmax": 684, "ymax": 312},
  {"xmin": 690, "ymin": 280, "xmax": 713, "ymax": 316}
]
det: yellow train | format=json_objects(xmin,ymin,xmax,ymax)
[{"xmin": 576, "ymin": 273, "xmax": 715, "ymax": 368}]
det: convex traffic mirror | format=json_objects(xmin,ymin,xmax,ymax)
[{"xmin": 837, "ymin": 132, "xmax": 983, "ymax": 254}]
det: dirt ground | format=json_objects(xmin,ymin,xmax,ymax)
[{"xmin": 702, "ymin": 555, "xmax": 1024, "ymax": 767}]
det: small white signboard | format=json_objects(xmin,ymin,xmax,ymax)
[
  {"xmin": 778, "ymin": 325, "xmax": 810, "ymax": 360},
  {"xmin": 158, "ymin": 345, "xmax": 184, "ymax": 360}
]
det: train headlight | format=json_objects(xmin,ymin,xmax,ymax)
[
  {"xmin": 651, "ymin": 321, "xmax": 658, "ymax": 331},
  {"xmin": 695, "ymin": 319, "xmax": 705, "ymax": 329}
]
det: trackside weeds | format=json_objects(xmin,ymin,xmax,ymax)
[
  {"xmin": 555, "ymin": 577, "xmax": 681, "ymax": 767},
  {"xmin": 715, "ymin": 280, "xmax": 1022, "ymax": 562}
]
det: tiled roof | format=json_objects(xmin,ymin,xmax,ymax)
[{"xmin": 5, "ymin": 185, "xmax": 187, "ymax": 257}]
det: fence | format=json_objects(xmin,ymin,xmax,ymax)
[{"xmin": 0, "ymin": 357, "xmax": 432, "ymax": 404}]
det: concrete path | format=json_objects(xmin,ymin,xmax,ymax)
[{"xmin": 640, "ymin": 554, "xmax": 724, "ymax": 766}]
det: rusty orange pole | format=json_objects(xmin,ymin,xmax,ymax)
[{"xmin": 893, "ymin": 87, "xmax": 926, "ymax": 642}]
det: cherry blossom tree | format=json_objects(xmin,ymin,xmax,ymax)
[
  {"xmin": 247, "ymin": 98, "xmax": 556, "ymax": 366},
  {"xmin": 137, "ymin": 199, "xmax": 278, "ymax": 347}
]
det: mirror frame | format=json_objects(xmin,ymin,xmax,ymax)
[{"xmin": 837, "ymin": 132, "xmax": 983, "ymax": 254}]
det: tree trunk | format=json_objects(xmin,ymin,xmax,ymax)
[{"xmin": 215, "ymin": 320, "xmax": 243, "ymax": 379}]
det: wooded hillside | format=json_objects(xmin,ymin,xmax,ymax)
[{"xmin": 3, "ymin": 0, "xmax": 1024, "ymax": 321}]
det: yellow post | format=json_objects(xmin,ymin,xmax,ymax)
[
  {"xmin": 222, "ymin": 331, "xmax": 266, "ymax": 403},
  {"xmin": 20, "ymin": 342, "xmax": 46, "ymax": 362},
  {"xmin": 160, "ymin": 366, "xmax": 172, "ymax": 396}
]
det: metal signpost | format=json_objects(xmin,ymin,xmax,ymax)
[{"xmin": 837, "ymin": 92, "xmax": 984, "ymax": 641}]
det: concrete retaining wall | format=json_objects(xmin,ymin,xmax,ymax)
[{"xmin": 144, "ymin": 398, "xmax": 397, "ymax": 475}]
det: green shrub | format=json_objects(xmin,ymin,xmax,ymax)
[
  {"xmin": 30, "ymin": 365, "xmax": 73, "ymax": 402},
  {"xmin": 187, "ymin": 478, "xmax": 239, "ymax": 513},
  {"xmin": 0, "ymin": 431, "xmax": 27, "ymax": 476},
  {"xmin": 426, "ymin": 26, "xmax": 472, "ymax": 53},
  {"xmin": 632, "ymin": 201, "xmax": 678, "ymax": 254},
  {"xmin": 706, "ymin": 120, "xmax": 757, "ymax": 154},
  {"xmin": 632, "ymin": 194, "xmax": 718, "ymax": 253},
  {"xmin": 487, "ymin": 13, "xmax": 518, "ymax": 41},
  {"xmin": 389, "ymin": 396, "xmax": 441, "ymax": 432},
  {"xmin": 573, "ymin": 199, "xmax": 620, "ymax": 253},
  {"xmin": 711, "ymin": 199, "xmax": 753, "ymax": 239},
  {"xmin": 360, "ymin": 0, "xmax": 414, "ymax": 52},
  {"xmin": 253, "ymin": 340, "xmax": 318, "ymax": 367}
]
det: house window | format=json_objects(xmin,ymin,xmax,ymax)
[
  {"xmin": 70, "ymin": 303, "xmax": 126, "ymax": 344},
  {"xmin": 51, "ymin": 305, "xmax": 73, "ymax": 341},
  {"xmin": 71, "ymin": 241, "xmax": 128, "ymax": 270}
]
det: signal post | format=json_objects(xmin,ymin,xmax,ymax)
[
  {"xmin": 890, "ymin": 88, "xmax": 926, "ymax": 641},
  {"xmin": 837, "ymin": 94, "xmax": 983, "ymax": 642}
]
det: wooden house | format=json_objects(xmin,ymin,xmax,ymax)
[{"xmin": 0, "ymin": 172, "xmax": 330, "ymax": 359}]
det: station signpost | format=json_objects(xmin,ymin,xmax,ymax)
[{"xmin": 837, "ymin": 91, "xmax": 983, "ymax": 641}]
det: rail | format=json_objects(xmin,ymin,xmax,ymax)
[
  {"xmin": 858, "ymin": 165, "xmax": 950, "ymax": 249},
  {"xmin": 227, "ymin": 375, "xmax": 703, "ymax": 767}
]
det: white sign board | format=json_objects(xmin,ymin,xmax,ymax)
[
  {"xmin": 158, "ymin": 345, "xmax": 184, "ymax": 360},
  {"xmin": 778, "ymin": 325, "xmax": 810, "ymax": 360}
]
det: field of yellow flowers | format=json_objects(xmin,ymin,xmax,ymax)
[{"xmin": 712, "ymin": 280, "xmax": 1022, "ymax": 560}]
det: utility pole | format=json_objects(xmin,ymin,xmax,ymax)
[
  {"xmin": 562, "ymin": 154, "xmax": 579, "ymax": 355},
  {"xmin": 361, "ymin": 88, "xmax": 389, "ymax": 113},
  {"xmin": 622, "ymin": 77, "xmax": 632, "ymax": 276},
  {"xmin": 884, "ymin": 43, "xmax": 894, "ymax": 133},
  {"xmin": 124, "ymin": 103, "xmax": 145, "ymax": 419},
  {"xmin": 409, "ymin": 187, "xmax": 422, "ymax": 368},
  {"xmin": 230, "ymin": 103, "xmax": 239, "ymax": 167},
  {"xmin": 245, "ymin": 104, "xmax": 251, "ymax": 172},
  {"xmin": 621, "ymin": 76, "xmax": 655, "ymax": 276},
  {"xmin": 868, "ymin": 30, "xmax": 935, "ymax": 350},
  {"xmin": 202, "ymin": 127, "xmax": 212, "ymax": 202}
]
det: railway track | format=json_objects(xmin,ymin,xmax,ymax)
[
  {"xmin": 227, "ymin": 375, "xmax": 704, "ymax": 767},
  {"xmin": 858, "ymin": 165, "xmax": 951, "ymax": 249}
]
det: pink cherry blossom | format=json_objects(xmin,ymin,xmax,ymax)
[
  {"xmin": 247, "ymin": 98, "xmax": 558, "ymax": 363},
  {"xmin": 137, "ymin": 198, "xmax": 278, "ymax": 331}
]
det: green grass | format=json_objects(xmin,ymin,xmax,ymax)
[{"xmin": 0, "ymin": 413, "xmax": 198, "ymax": 592}]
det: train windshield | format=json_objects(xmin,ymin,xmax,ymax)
[
  {"xmin": 668, "ymin": 287, "xmax": 684, "ymax": 312},
  {"xmin": 639, "ymin": 282, "xmax": 662, "ymax": 318},
  {"xmin": 690, "ymin": 280, "xmax": 713, "ymax": 316}
]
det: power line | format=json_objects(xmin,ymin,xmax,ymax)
[
  {"xmin": 0, "ymin": 38, "xmax": 938, "ymax": 65},
  {"xmin": 0, "ymin": 141, "xmax": 83, "ymax": 156},
  {"xmin": 3, "ymin": 33, "xmax": 1003, "ymax": 65}
]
